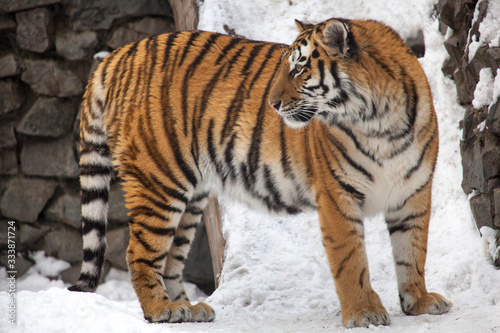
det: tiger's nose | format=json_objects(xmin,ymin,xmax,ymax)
[{"xmin": 269, "ymin": 100, "xmax": 282, "ymax": 111}]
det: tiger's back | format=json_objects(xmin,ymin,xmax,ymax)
[{"xmin": 71, "ymin": 18, "xmax": 450, "ymax": 327}]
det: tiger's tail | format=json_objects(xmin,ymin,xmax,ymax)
[{"xmin": 69, "ymin": 70, "xmax": 112, "ymax": 292}]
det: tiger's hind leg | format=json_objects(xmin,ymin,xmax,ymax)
[
  {"xmin": 386, "ymin": 182, "xmax": 451, "ymax": 316},
  {"xmin": 124, "ymin": 175, "xmax": 193, "ymax": 323},
  {"xmin": 163, "ymin": 192, "xmax": 215, "ymax": 322}
]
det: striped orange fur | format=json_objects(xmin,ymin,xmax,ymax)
[{"xmin": 69, "ymin": 18, "xmax": 451, "ymax": 327}]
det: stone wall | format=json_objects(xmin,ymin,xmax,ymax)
[
  {"xmin": 0, "ymin": 0, "xmax": 214, "ymax": 291},
  {"xmin": 437, "ymin": 0, "xmax": 500, "ymax": 266}
]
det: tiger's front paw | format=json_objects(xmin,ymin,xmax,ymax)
[
  {"xmin": 401, "ymin": 292, "xmax": 451, "ymax": 316},
  {"xmin": 188, "ymin": 302, "xmax": 216, "ymax": 322},
  {"xmin": 144, "ymin": 302, "xmax": 192, "ymax": 323},
  {"xmin": 342, "ymin": 305, "xmax": 390, "ymax": 328}
]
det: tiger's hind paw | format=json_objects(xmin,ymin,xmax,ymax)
[
  {"xmin": 343, "ymin": 305, "xmax": 390, "ymax": 328},
  {"xmin": 188, "ymin": 302, "xmax": 215, "ymax": 322},
  {"xmin": 145, "ymin": 302, "xmax": 192, "ymax": 323},
  {"xmin": 402, "ymin": 292, "xmax": 451, "ymax": 316}
]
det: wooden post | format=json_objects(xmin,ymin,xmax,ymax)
[
  {"xmin": 168, "ymin": 0, "xmax": 225, "ymax": 288},
  {"xmin": 168, "ymin": 0, "xmax": 199, "ymax": 31},
  {"xmin": 203, "ymin": 196, "xmax": 225, "ymax": 287}
]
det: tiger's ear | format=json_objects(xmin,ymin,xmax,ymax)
[
  {"xmin": 316, "ymin": 20, "xmax": 350, "ymax": 57},
  {"xmin": 295, "ymin": 19, "xmax": 314, "ymax": 32}
]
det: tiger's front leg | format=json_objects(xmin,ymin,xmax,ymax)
[
  {"xmin": 316, "ymin": 191, "xmax": 390, "ymax": 328},
  {"xmin": 386, "ymin": 183, "xmax": 451, "ymax": 316}
]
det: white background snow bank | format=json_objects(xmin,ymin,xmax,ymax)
[{"xmin": 2, "ymin": 0, "xmax": 500, "ymax": 332}]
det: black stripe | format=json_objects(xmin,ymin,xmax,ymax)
[
  {"xmin": 220, "ymin": 80, "xmax": 245, "ymax": 143},
  {"xmin": 388, "ymin": 224, "xmax": 422, "ymax": 235},
  {"xmin": 388, "ymin": 134, "xmax": 414, "ymax": 158},
  {"xmin": 330, "ymin": 169, "xmax": 365, "ymax": 203},
  {"xmin": 247, "ymin": 44, "xmax": 282, "ymax": 93},
  {"xmin": 223, "ymin": 46, "xmax": 246, "ymax": 78},
  {"xmin": 99, "ymin": 46, "xmax": 123, "ymax": 95},
  {"xmin": 185, "ymin": 206, "xmax": 204, "ymax": 215},
  {"xmin": 129, "ymin": 258, "xmax": 162, "ymax": 269},
  {"xmin": 196, "ymin": 62, "xmax": 226, "ymax": 130},
  {"xmin": 279, "ymin": 120, "xmax": 293, "ymax": 178},
  {"xmin": 388, "ymin": 174, "xmax": 432, "ymax": 213},
  {"xmin": 207, "ymin": 119, "xmax": 225, "ymax": 179},
  {"xmin": 119, "ymin": 38, "xmax": 148, "ymax": 138},
  {"xmin": 173, "ymin": 292, "xmax": 186, "ymax": 301},
  {"xmin": 404, "ymin": 130, "xmax": 436, "ymax": 179},
  {"xmin": 189, "ymin": 192, "xmax": 209, "ymax": 203},
  {"xmin": 220, "ymin": 43, "xmax": 269, "ymax": 143},
  {"xmin": 371, "ymin": 52, "xmax": 396, "ymax": 80},
  {"xmin": 246, "ymin": 57, "xmax": 282, "ymax": 183},
  {"xmin": 106, "ymin": 45, "xmax": 133, "ymax": 129},
  {"xmin": 242, "ymin": 44, "xmax": 264, "ymax": 74},
  {"xmin": 317, "ymin": 59, "xmax": 329, "ymax": 93},
  {"xmin": 181, "ymin": 222, "xmax": 198, "ymax": 230},
  {"xmin": 390, "ymin": 67, "xmax": 418, "ymax": 141},
  {"xmin": 132, "ymin": 230, "xmax": 158, "ymax": 252},
  {"xmin": 133, "ymin": 220, "xmax": 176, "ymax": 236},
  {"xmin": 396, "ymin": 261, "xmax": 412, "ymax": 268},
  {"xmin": 179, "ymin": 31, "xmax": 201, "ymax": 67},
  {"xmin": 73, "ymin": 273, "xmax": 99, "ymax": 290},
  {"xmin": 325, "ymin": 131, "xmax": 374, "ymax": 181},
  {"xmin": 182, "ymin": 33, "xmax": 223, "ymax": 135},
  {"xmin": 129, "ymin": 251, "xmax": 168, "ymax": 268},
  {"xmin": 323, "ymin": 187, "xmax": 363, "ymax": 224},
  {"xmin": 173, "ymin": 236, "xmax": 190, "ymax": 247},
  {"xmin": 81, "ymin": 217, "xmax": 106, "ymax": 236},
  {"xmin": 336, "ymin": 123, "xmax": 379, "ymax": 164},
  {"xmin": 330, "ymin": 61, "xmax": 340, "ymax": 87},
  {"xmin": 150, "ymin": 174, "xmax": 189, "ymax": 204},
  {"xmin": 80, "ymin": 164, "xmax": 113, "ymax": 176},
  {"xmin": 387, "ymin": 211, "xmax": 427, "ymax": 235},
  {"xmin": 137, "ymin": 123, "xmax": 189, "ymax": 193},
  {"xmin": 137, "ymin": 193, "xmax": 183, "ymax": 213},
  {"xmin": 160, "ymin": 101, "xmax": 199, "ymax": 189},
  {"xmin": 129, "ymin": 206, "xmax": 168, "ymax": 222},
  {"xmin": 81, "ymin": 188, "xmax": 109, "ymax": 204},
  {"xmin": 121, "ymin": 167, "xmax": 170, "ymax": 211},
  {"xmin": 83, "ymin": 247, "xmax": 105, "ymax": 262},
  {"xmin": 215, "ymin": 37, "xmax": 243, "ymax": 65},
  {"xmin": 80, "ymin": 143, "xmax": 110, "ymax": 157},
  {"xmin": 335, "ymin": 248, "xmax": 355, "ymax": 279},
  {"xmin": 223, "ymin": 133, "xmax": 238, "ymax": 180},
  {"xmin": 82, "ymin": 119, "xmax": 105, "ymax": 136},
  {"xmin": 161, "ymin": 32, "xmax": 181, "ymax": 72},
  {"xmin": 173, "ymin": 255, "xmax": 185, "ymax": 262},
  {"xmin": 359, "ymin": 267, "xmax": 366, "ymax": 288}
]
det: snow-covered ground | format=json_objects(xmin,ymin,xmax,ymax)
[{"xmin": 2, "ymin": 0, "xmax": 500, "ymax": 332}]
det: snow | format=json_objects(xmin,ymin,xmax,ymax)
[
  {"xmin": 2, "ymin": 0, "xmax": 500, "ymax": 332},
  {"xmin": 472, "ymin": 67, "xmax": 495, "ymax": 110},
  {"xmin": 467, "ymin": 0, "xmax": 500, "ymax": 61},
  {"xmin": 93, "ymin": 51, "xmax": 110, "ymax": 60}
]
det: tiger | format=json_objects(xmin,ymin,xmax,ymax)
[{"xmin": 69, "ymin": 17, "xmax": 452, "ymax": 327}]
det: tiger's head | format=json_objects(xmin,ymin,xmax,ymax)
[{"xmin": 269, "ymin": 18, "xmax": 366, "ymax": 129}]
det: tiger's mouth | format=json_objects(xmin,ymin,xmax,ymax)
[
  {"xmin": 269, "ymin": 99, "xmax": 317, "ymax": 128},
  {"xmin": 277, "ymin": 106, "xmax": 316, "ymax": 128}
]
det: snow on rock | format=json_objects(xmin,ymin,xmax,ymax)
[
  {"xmin": 468, "ymin": 0, "xmax": 500, "ymax": 61},
  {"xmin": 472, "ymin": 67, "xmax": 495, "ymax": 109},
  {"xmin": 2, "ymin": 1, "xmax": 500, "ymax": 332}
]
